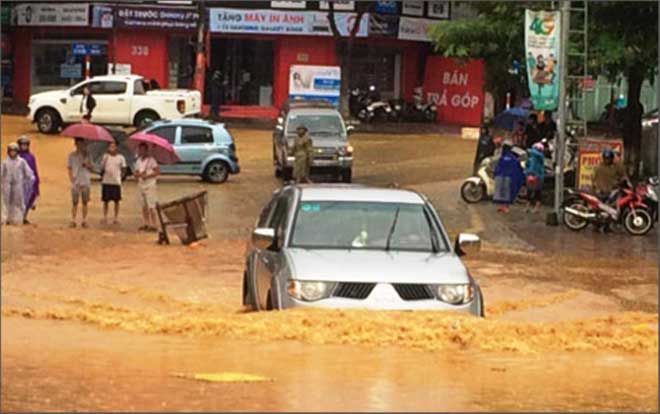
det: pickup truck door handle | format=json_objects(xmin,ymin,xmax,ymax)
[{"xmin": 118, "ymin": 98, "xmax": 126, "ymax": 102}]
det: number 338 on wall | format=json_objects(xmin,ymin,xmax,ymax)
[{"xmin": 131, "ymin": 46, "xmax": 150, "ymax": 56}]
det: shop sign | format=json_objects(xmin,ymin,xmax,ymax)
[
  {"xmin": 91, "ymin": 5, "xmax": 114, "ymax": 28},
  {"xmin": 525, "ymin": 9, "xmax": 561, "ymax": 110},
  {"xmin": 423, "ymin": 57, "xmax": 485, "ymax": 126},
  {"xmin": 577, "ymin": 139, "xmax": 624, "ymax": 189},
  {"xmin": 60, "ymin": 63, "xmax": 82, "ymax": 79},
  {"xmin": 271, "ymin": 1, "xmax": 307, "ymax": 9},
  {"xmin": 1, "ymin": 4, "xmax": 12, "ymax": 26},
  {"xmin": 369, "ymin": 13, "xmax": 399, "ymax": 37},
  {"xmin": 108, "ymin": 63, "xmax": 132, "ymax": 76},
  {"xmin": 319, "ymin": 1, "xmax": 355, "ymax": 11},
  {"xmin": 102, "ymin": 5, "xmax": 199, "ymax": 30},
  {"xmin": 289, "ymin": 65, "xmax": 341, "ymax": 107},
  {"xmin": 72, "ymin": 43, "xmax": 105, "ymax": 56},
  {"xmin": 210, "ymin": 8, "xmax": 308, "ymax": 35},
  {"xmin": 402, "ymin": 1, "xmax": 424, "ymax": 16},
  {"xmin": 307, "ymin": 12, "xmax": 368, "ymax": 37},
  {"xmin": 208, "ymin": 8, "xmax": 367, "ymax": 37},
  {"xmin": 375, "ymin": 1, "xmax": 398, "ymax": 15},
  {"xmin": 13, "ymin": 3, "xmax": 89, "ymax": 26},
  {"xmin": 398, "ymin": 17, "xmax": 434, "ymax": 42},
  {"xmin": 427, "ymin": 1, "xmax": 450, "ymax": 19}
]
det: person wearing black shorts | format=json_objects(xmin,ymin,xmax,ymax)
[{"xmin": 100, "ymin": 142, "xmax": 127, "ymax": 225}]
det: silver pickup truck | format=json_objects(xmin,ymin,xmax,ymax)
[{"xmin": 272, "ymin": 101, "xmax": 354, "ymax": 183}]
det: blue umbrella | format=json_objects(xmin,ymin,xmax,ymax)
[{"xmin": 492, "ymin": 107, "xmax": 530, "ymax": 130}]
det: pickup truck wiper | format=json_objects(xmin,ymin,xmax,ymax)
[{"xmin": 385, "ymin": 207, "xmax": 400, "ymax": 252}]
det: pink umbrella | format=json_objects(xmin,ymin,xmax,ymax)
[
  {"xmin": 61, "ymin": 123, "xmax": 114, "ymax": 142},
  {"xmin": 126, "ymin": 132, "xmax": 180, "ymax": 165}
]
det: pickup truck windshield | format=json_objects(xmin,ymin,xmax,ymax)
[
  {"xmin": 290, "ymin": 201, "xmax": 445, "ymax": 252},
  {"xmin": 286, "ymin": 114, "xmax": 345, "ymax": 136}
]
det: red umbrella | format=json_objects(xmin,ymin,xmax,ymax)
[
  {"xmin": 61, "ymin": 123, "xmax": 114, "ymax": 142},
  {"xmin": 126, "ymin": 132, "xmax": 180, "ymax": 165}
]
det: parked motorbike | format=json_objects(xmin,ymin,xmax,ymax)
[
  {"xmin": 460, "ymin": 147, "xmax": 528, "ymax": 204},
  {"xmin": 562, "ymin": 180, "xmax": 653, "ymax": 236},
  {"xmin": 404, "ymin": 87, "xmax": 437, "ymax": 122},
  {"xmin": 639, "ymin": 176, "xmax": 659, "ymax": 223},
  {"xmin": 350, "ymin": 86, "xmax": 392, "ymax": 123}
]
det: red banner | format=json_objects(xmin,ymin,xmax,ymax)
[{"xmin": 423, "ymin": 57, "xmax": 485, "ymax": 126}]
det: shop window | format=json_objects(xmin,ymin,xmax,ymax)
[
  {"xmin": 31, "ymin": 40, "xmax": 108, "ymax": 93},
  {"xmin": 150, "ymin": 126, "xmax": 178, "ymax": 144},
  {"xmin": 181, "ymin": 126, "xmax": 214, "ymax": 144}
]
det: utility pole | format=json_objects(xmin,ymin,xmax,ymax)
[
  {"xmin": 550, "ymin": 0, "xmax": 571, "ymax": 225},
  {"xmin": 192, "ymin": 0, "xmax": 206, "ymax": 99}
]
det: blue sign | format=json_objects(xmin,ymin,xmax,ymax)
[
  {"xmin": 313, "ymin": 78, "xmax": 340, "ymax": 91},
  {"xmin": 72, "ymin": 43, "xmax": 104, "ymax": 56},
  {"xmin": 375, "ymin": 1, "xmax": 398, "ymax": 14}
]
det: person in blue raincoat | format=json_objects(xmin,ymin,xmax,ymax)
[{"xmin": 493, "ymin": 141, "xmax": 524, "ymax": 213}]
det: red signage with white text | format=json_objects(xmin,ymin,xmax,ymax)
[{"xmin": 423, "ymin": 57, "xmax": 485, "ymax": 126}]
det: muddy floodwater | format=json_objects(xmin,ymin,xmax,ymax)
[{"xmin": 1, "ymin": 115, "xmax": 658, "ymax": 411}]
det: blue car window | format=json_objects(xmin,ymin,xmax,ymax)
[
  {"xmin": 182, "ymin": 126, "xmax": 214, "ymax": 144},
  {"xmin": 150, "ymin": 126, "xmax": 177, "ymax": 144}
]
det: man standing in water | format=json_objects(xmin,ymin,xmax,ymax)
[
  {"xmin": 2, "ymin": 143, "xmax": 35, "ymax": 225},
  {"xmin": 134, "ymin": 143, "xmax": 160, "ymax": 232},
  {"xmin": 17, "ymin": 136, "xmax": 39, "ymax": 224},
  {"xmin": 293, "ymin": 125, "xmax": 313, "ymax": 184},
  {"xmin": 67, "ymin": 138, "xmax": 93, "ymax": 228}
]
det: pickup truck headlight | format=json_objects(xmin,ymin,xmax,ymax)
[
  {"xmin": 339, "ymin": 145, "xmax": 354, "ymax": 156},
  {"xmin": 432, "ymin": 284, "xmax": 473, "ymax": 305},
  {"xmin": 288, "ymin": 280, "xmax": 336, "ymax": 302}
]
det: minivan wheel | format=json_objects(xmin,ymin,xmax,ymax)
[
  {"xmin": 36, "ymin": 108, "xmax": 61, "ymax": 134},
  {"xmin": 204, "ymin": 160, "xmax": 229, "ymax": 183}
]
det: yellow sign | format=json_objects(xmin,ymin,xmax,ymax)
[{"xmin": 577, "ymin": 139, "xmax": 624, "ymax": 189}]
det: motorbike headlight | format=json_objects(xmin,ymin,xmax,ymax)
[
  {"xmin": 385, "ymin": 107, "xmax": 392, "ymax": 112},
  {"xmin": 430, "ymin": 105, "xmax": 437, "ymax": 111},
  {"xmin": 433, "ymin": 284, "xmax": 473, "ymax": 305},
  {"xmin": 287, "ymin": 280, "xmax": 336, "ymax": 302},
  {"xmin": 395, "ymin": 104, "xmax": 402, "ymax": 110}
]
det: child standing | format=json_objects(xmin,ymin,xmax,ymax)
[
  {"xmin": 100, "ymin": 141, "xmax": 127, "ymax": 225},
  {"xmin": 525, "ymin": 142, "xmax": 546, "ymax": 213}
]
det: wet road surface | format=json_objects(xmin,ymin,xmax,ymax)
[{"xmin": 1, "ymin": 115, "xmax": 657, "ymax": 411}]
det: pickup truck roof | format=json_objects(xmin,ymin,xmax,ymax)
[
  {"xmin": 280, "ymin": 99, "xmax": 336, "ymax": 114},
  {"xmin": 83, "ymin": 74, "xmax": 144, "ymax": 83}
]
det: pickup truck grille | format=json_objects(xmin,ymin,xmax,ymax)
[
  {"xmin": 392, "ymin": 284, "xmax": 434, "ymax": 301},
  {"xmin": 332, "ymin": 282, "xmax": 375, "ymax": 299}
]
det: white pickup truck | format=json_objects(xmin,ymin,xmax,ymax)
[{"xmin": 28, "ymin": 75, "xmax": 202, "ymax": 134}]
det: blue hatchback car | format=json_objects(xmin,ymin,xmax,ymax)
[{"xmin": 141, "ymin": 119, "xmax": 240, "ymax": 183}]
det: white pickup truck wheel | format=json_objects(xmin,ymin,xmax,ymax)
[
  {"xmin": 134, "ymin": 110, "xmax": 160, "ymax": 128},
  {"xmin": 36, "ymin": 108, "xmax": 61, "ymax": 134}
]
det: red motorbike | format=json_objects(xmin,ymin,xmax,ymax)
[{"xmin": 562, "ymin": 181, "xmax": 653, "ymax": 236}]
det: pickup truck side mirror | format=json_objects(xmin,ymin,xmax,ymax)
[
  {"xmin": 252, "ymin": 228, "xmax": 275, "ymax": 250},
  {"xmin": 455, "ymin": 233, "xmax": 481, "ymax": 257}
]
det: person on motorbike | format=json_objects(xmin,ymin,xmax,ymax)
[
  {"xmin": 525, "ymin": 142, "xmax": 545, "ymax": 213},
  {"xmin": 593, "ymin": 148, "xmax": 627, "ymax": 203}
]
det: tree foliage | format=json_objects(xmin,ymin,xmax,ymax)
[{"xmin": 429, "ymin": 1, "xmax": 658, "ymax": 170}]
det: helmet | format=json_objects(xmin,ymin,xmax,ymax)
[
  {"xmin": 649, "ymin": 176, "xmax": 659, "ymax": 186},
  {"xmin": 533, "ymin": 142, "xmax": 545, "ymax": 152},
  {"xmin": 492, "ymin": 136, "xmax": 504, "ymax": 145},
  {"xmin": 602, "ymin": 148, "xmax": 615, "ymax": 160},
  {"xmin": 17, "ymin": 136, "xmax": 30, "ymax": 145}
]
